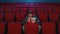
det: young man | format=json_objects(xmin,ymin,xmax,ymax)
[{"xmin": 22, "ymin": 12, "xmax": 41, "ymax": 33}]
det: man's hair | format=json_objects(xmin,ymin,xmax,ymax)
[{"xmin": 27, "ymin": 12, "xmax": 33, "ymax": 15}]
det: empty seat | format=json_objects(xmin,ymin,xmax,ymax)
[
  {"xmin": 15, "ymin": 4, "xmax": 22, "ymax": 8},
  {"xmin": 9, "ymin": 4, "xmax": 16, "ymax": 13},
  {"xmin": 16, "ymin": 13, "xmax": 25, "ymax": 22},
  {"xmin": 2, "ymin": 3, "xmax": 8, "ymax": 7},
  {"xmin": 12, "ymin": 8, "xmax": 19, "ymax": 13},
  {"xmin": 30, "ymin": 8, "xmax": 35, "ymax": 13},
  {"xmin": 38, "ymin": 13, "xmax": 48, "ymax": 22},
  {"xmin": 23, "ymin": 3, "xmax": 29, "ymax": 8},
  {"xmin": 54, "ymin": 8, "xmax": 60, "ymax": 13},
  {"xmin": 3, "ymin": 7, "xmax": 10, "ymax": 14},
  {"xmin": 37, "ymin": 7, "xmax": 52, "ymax": 13},
  {"xmin": 20, "ymin": 8, "xmax": 27, "ymax": 13},
  {"xmin": 33, "ymin": 13, "xmax": 37, "ymax": 16},
  {"xmin": 19, "ymin": 3, "xmax": 24, "ymax": 8},
  {"xmin": 30, "ymin": 4, "xmax": 34, "ymax": 8},
  {"xmin": 9, "ymin": 4, "xmax": 15, "ymax": 9},
  {"xmin": 25, "ymin": 23, "xmax": 39, "ymax": 34},
  {"xmin": 45, "ymin": 8, "xmax": 53, "ymax": 13},
  {"xmin": 0, "ymin": 14, "xmax": 3, "ymax": 22},
  {"xmin": 37, "ymin": 8, "xmax": 44, "ymax": 13},
  {"xmin": 0, "ymin": 22, "xmax": 5, "ymax": 34},
  {"xmin": 35, "ymin": 3, "xmax": 40, "ymax": 8},
  {"xmin": 0, "ymin": 8, "xmax": 2, "ymax": 13},
  {"xmin": 2, "ymin": 4, "xmax": 10, "ymax": 14},
  {"xmin": 8, "ymin": 22, "xmax": 22, "ymax": 34},
  {"xmin": 42, "ymin": 22, "xmax": 56, "ymax": 34},
  {"xmin": 5, "ymin": 13, "xmax": 14, "ymax": 22},
  {"xmin": 58, "ymin": 22, "xmax": 60, "ymax": 34},
  {"xmin": 50, "ymin": 13, "xmax": 58, "ymax": 22},
  {"xmin": 40, "ymin": 4, "xmax": 49, "ymax": 8}
]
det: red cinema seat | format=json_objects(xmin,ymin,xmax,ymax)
[
  {"xmin": 30, "ymin": 8, "xmax": 35, "ymax": 13},
  {"xmin": 42, "ymin": 22, "xmax": 56, "ymax": 34},
  {"xmin": 15, "ymin": 4, "xmax": 22, "ymax": 8},
  {"xmin": 38, "ymin": 13, "xmax": 48, "ymax": 22},
  {"xmin": 48, "ymin": 4, "xmax": 55, "ymax": 9},
  {"xmin": 16, "ymin": 13, "xmax": 25, "ymax": 22},
  {"xmin": 19, "ymin": 3, "xmax": 23, "ymax": 8},
  {"xmin": 19, "ymin": 3, "xmax": 24, "ymax": 7},
  {"xmin": 2, "ymin": 4, "xmax": 10, "ymax": 13},
  {"xmin": 9, "ymin": 4, "xmax": 16, "ymax": 13},
  {"xmin": 54, "ymin": 8, "xmax": 60, "ymax": 13},
  {"xmin": 20, "ymin": 8, "xmax": 27, "ymax": 13},
  {"xmin": 30, "ymin": 4, "xmax": 34, "ymax": 8},
  {"xmin": 5, "ymin": 13, "xmax": 14, "ymax": 22},
  {"xmin": 3, "ymin": 7, "xmax": 10, "ymax": 14},
  {"xmin": 12, "ymin": 8, "xmax": 19, "ymax": 13},
  {"xmin": 50, "ymin": 13, "xmax": 58, "ymax": 22},
  {"xmin": 23, "ymin": 3, "xmax": 28, "ymax": 8},
  {"xmin": 45, "ymin": 8, "xmax": 52, "ymax": 13},
  {"xmin": 37, "ymin": 8, "xmax": 44, "ymax": 13},
  {"xmin": 58, "ymin": 22, "xmax": 60, "ymax": 34},
  {"xmin": 8, "ymin": 22, "xmax": 22, "ymax": 34},
  {"xmin": 9, "ymin": 4, "xmax": 15, "ymax": 9},
  {"xmin": 0, "ymin": 14, "xmax": 3, "ymax": 22},
  {"xmin": 0, "ymin": 22, "xmax": 5, "ymax": 34},
  {"xmin": 0, "ymin": 8, "xmax": 2, "ymax": 13},
  {"xmin": 33, "ymin": 13, "xmax": 36, "ymax": 16},
  {"xmin": 25, "ymin": 23, "xmax": 39, "ymax": 34},
  {"xmin": 41, "ymin": 4, "xmax": 48, "ymax": 8},
  {"xmin": 35, "ymin": 3, "xmax": 40, "ymax": 8}
]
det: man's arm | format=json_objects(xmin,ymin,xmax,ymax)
[
  {"xmin": 36, "ymin": 17, "xmax": 41, "ymax": 25},
  {"xmin": 22, "ymin": 17, "xmax": 27, "ymax": 26}
]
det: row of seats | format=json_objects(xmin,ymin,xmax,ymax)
[
  {"xmin": 0, "ymin": 22, "xmax": 60, "ymax": 34},
  {"xmin": 36, "ymin": 8, "xmax": 60, "ymax": 13},
  {"xmin": 0, "ymin": 13, "xmax": 59, "ymax": 22},
  {"xmin": 0, "ymin": 3, "xmax": 49, "ymax": 8},
  {"xmin": 0, "ymin": 13, "xmax": 25, "ymax": 22},
  {"xmin": 0, "ymin": 7, "xmax": 60, "ymax": 13},
  {"xmin": 1, "ymin": 3, "xmax": 60, "ymax": 8},
  {"xmin": 0, "ymin": 3, "xmax": 60, "ymax": 13},
  {"xmin": 0, "ymin": 8, "xmax": 28, "ymax": 13},
  {"xmin": 38, "ymin": 13, "xmax": 59, "ymax": 22}
]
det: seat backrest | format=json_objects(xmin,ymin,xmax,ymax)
[
  {"xmin": 42, "ymin": 22, "xmax": 56, "ymax": 34},
  {"xmin": 0, "ymin": 14, "xmax": 4, "ymax": 22},
  {"xmin": 50, "ymin": 13, "xmax": 58, "ymax": 22},
  {"xmin": 38, "ymin": 13, "xmax": 48, "ymax": 22},
  {"xmin": 5, "ymin": 13, "xmax": 14, "ymax": 22},
  {"xmin": 8, "ymin": 22, "xmax": 22, "ymax": 34},
  {"xmin": 0, "ymin": 22, "xmax": 5, "ymax": 34},
  {"xmin": 16, "ymin": 13, "xmax": 25, "ymax": 22}
]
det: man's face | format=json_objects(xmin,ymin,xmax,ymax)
[{"xmin": 28, "ymin": 13, "xmax": 33, "ymax": 17}]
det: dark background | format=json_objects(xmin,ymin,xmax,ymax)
[{"xmin": 0, "ymin": 0, "xmax": 60, "ymax": 3}]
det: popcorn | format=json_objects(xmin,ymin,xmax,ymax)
[{"xmin": 31, "ymin": 18, "xmax": 36, "ymax": 23}]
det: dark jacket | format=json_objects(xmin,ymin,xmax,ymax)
[{"xmin": 22, "ymin": 16, "xmax": 40, "ymax": 26}]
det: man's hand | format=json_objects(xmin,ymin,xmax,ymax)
[{"xmin": 27, "ymin": 17, "xmax": 31, "ymax": 23}]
